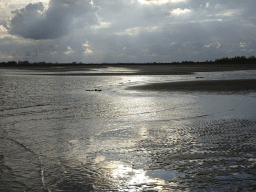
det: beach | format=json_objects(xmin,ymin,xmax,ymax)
[{"xmin": 1, "ymin": 64, "xmax": 256, "ymax": 191}]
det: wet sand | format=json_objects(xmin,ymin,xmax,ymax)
[
  {"xmin": 126, "ymin": 79, "xmax": 256, "ymax": 92},
  {"xmin": 122, "ymin": 63, "xmax": 256, "ymax": 75},
  {"xmin": 1, "ymin": 64, "xmax": 256, "ymax": 191},
  {"xmin": 2, "ymin": 63, "xmax": 256, "ymax": 76},
  {"xmin": 3, "ymin": 63, "xmax": 256, "ymax": 93}
]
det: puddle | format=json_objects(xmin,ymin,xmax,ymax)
[
  {"xmin": 215, "ymin": 176, "xmax": 232, "ymax": 180},
  {"xmin": 94, "ymin": 153, "xmax": 184, "ymax": 191},
  {"xmin": 101, "ymin": 160, "xmax": 171, "ymax": 191},
  {"xmin": 233, "ymin": 172, "xmax": 253, "ymax": 179},
  {"xmin": 146, "ymin": 170, "xmax": 184, "ymax": 180}
]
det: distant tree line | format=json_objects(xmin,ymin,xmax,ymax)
[
  {"xmin": 214, "ymin": 56, "xmax": 256, "ymax": 63},
  {"xmin": 0, "ymin": 56, "xmax": 256, "ymax": 67}
]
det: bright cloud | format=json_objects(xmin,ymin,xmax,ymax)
[
  {"xmin": 240, "ymin": 42, "xmax": 247, "ymax": 48},
  {"xmin": 204, "ymin": 42, "xmax": 221, "ymax": 49},
  {"xmin": 64, "ymin": 46, "xmax": 74, "ymax": 55},
  {"xmin": 0, "ymin": 25, "xmax": 7, "ymax": 32},
  {"xmin": 217, "ymin": 9, "xmax": 242, "ymax": 17},
  {"xmin": 170, "ymin": 8, "xmax": 192, "ymax": 15}
]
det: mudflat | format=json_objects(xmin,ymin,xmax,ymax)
[
  {"xmin": 126, "ymin": 79, "xmax": 256, "ymax": 92},
  {"xmin": 121, "ymin": 63, "xmax": 256, "ymax": 75},
  {"xmin": 2, "ymin": 63, "xmax": 256, "ymax": 92},
  {"xmin": 1, "ymin": 63, "xmax": 256, "ymax": 191},
  {"xmin": 2, "ymin": 63, "xmax": 256, "ymax": 75}
]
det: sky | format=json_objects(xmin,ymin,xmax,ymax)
[{"xmin": 0, "ymin": 0, "xmax": 256, "ymax": 63}]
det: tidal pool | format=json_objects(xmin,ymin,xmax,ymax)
[{"xmin": 0, "ymin": 68, "xmax": 256, "ymax": 191}]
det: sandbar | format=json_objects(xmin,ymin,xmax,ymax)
[{"xmin": 126, "ymin": 79, "xmax": 256, "ymax": 93}]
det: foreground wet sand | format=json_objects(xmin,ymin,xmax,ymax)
[{"xmin": 1, "ymin": 64, "xmax": 256, "ymax": 191}]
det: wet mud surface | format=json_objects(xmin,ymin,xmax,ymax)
[
  {"xmin": 133, "ymin": 120, "xmax": 256, "ymax": 191},
  {"xmin": 77, "ymin": 119, "xmax": 255, "ymax": 191},
  {"xmin": 2, "ymin": 63, "xmax": 256, "ymax": 76},
  {"xmin": 126, "ymin": 79, "xmax": 256, "ymax": 93},
  {"xmin": 0, "ymin": 67, "xmax": 256, "ymax": 191}
]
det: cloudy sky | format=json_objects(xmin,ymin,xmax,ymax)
[{"xmin": 0, "ymin": 0, "xmax": 256, "ymax": 63}]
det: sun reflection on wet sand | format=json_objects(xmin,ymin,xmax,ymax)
[{"xmin": 103, "ymin": 160, "xmax": 171, "ymax": 191}]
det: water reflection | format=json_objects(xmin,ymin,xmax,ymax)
[
  {"xmin": 85, "ymin": 67, "xmax": 138, "ymax": 74},
  {"xmin": 95, "ymin": 158, "xmax": 179, "ymax": 191},
  {"xmin": 111, "ymin": 161, "xmax": 165, "ymax": 191}
]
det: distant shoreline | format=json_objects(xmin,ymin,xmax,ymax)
[{"xmin": 1, "ymin": 63, "xmax": 256, "ymax": 76}]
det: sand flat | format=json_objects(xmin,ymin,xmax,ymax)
[
  {"xmin": 126, "ymin": 79, "xmax": 256, "ymax": 92},
  {"xmin": 2, "ymin": 63, "xmax": 256, "ymax": 76}
]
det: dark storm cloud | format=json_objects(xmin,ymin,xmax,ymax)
[{"xmin": 8, "ymin": 0, "xmax": 99, "ymax": 40}]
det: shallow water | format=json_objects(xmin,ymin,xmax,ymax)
[{"xmin": 0, "ymin": 68, "xmax": 256, "ymax": 191}]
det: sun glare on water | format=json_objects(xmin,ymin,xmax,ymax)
[{"xmin": 110, "ymin": 161, "xmax": 166, "ymax": 191}]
